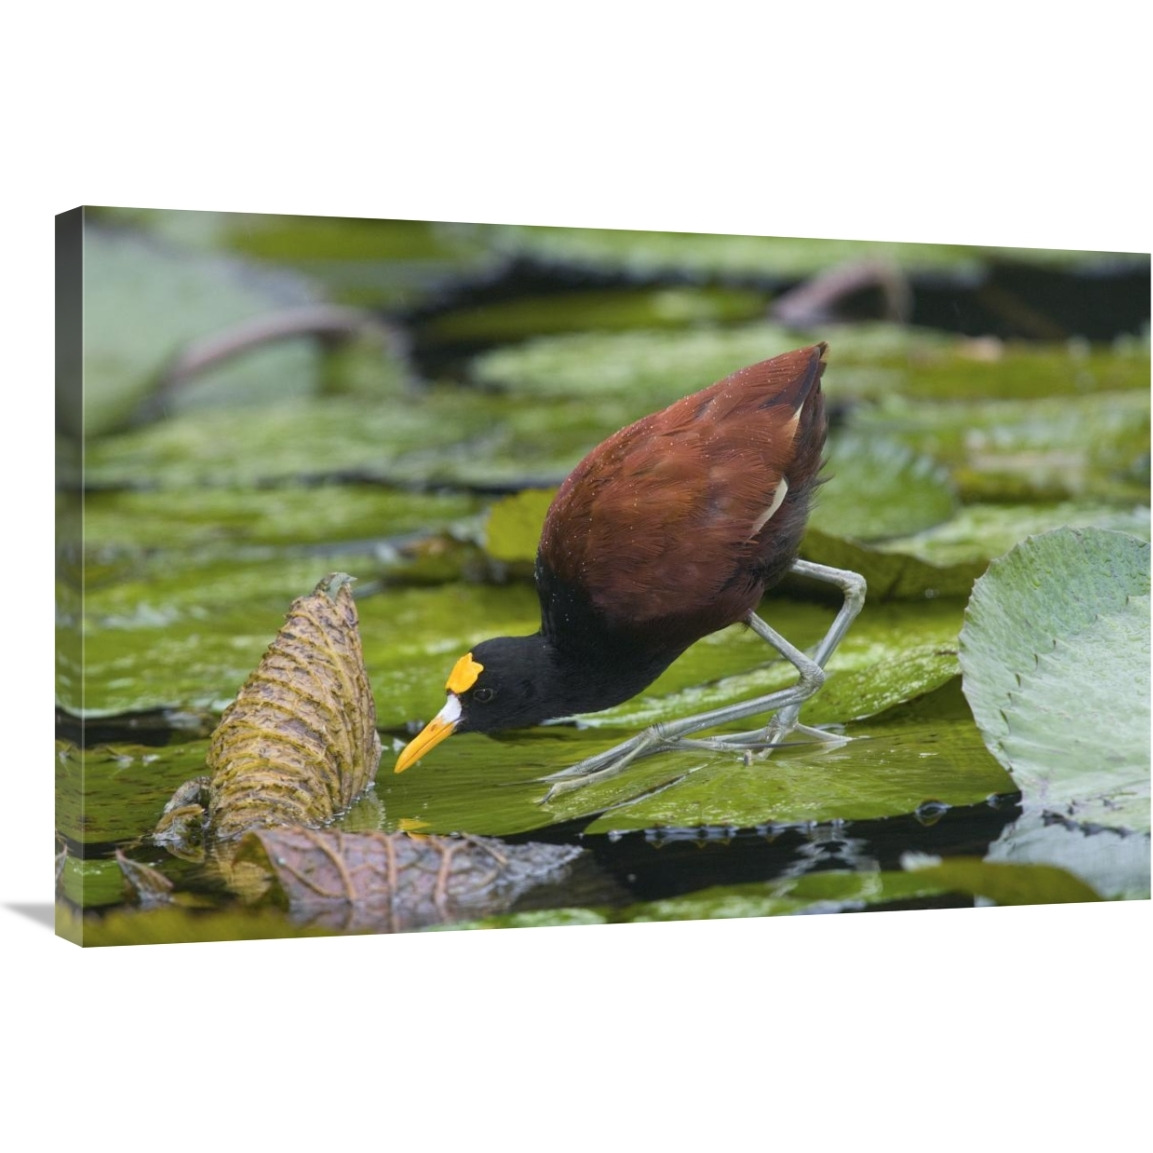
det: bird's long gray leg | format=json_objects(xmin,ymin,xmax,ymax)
[
  {"xmin": 540, "ymin": 560, "xmax": 866, "ymax": 799},
  {"xmin": 751, "ymin": 559, "xmax": 867, "ymax": 747}
]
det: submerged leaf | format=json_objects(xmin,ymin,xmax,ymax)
[
  {"xmin": 960, "ymin": 528, "xmax": 1150, "ymax": 833},
  {"xmin": 206, "ymin": 573, "xmax": 382, "ymax": 841}
]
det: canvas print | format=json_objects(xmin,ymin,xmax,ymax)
[{"xmin": 55, "ymin": 208, "xmax": 1151, "ymax": 946}]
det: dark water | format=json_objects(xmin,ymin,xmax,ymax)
[{"xmin": 505, "ymin": 793, "xmax": 1023, "ymax": 915}]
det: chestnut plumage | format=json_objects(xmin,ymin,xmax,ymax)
[{"xmin": 394, "ymin": 343, "xmax": 851, "ymax": 778}]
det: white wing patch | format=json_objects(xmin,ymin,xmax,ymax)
[
  {"xmin": 746, "ymin": 397, "xmax": 805, "ymax": 539},
  {"xmin": 749, "ymin": 476, "xmax": 789, "ymax": 538},
  {"xmin": 780, "ymin": 398, "xmax": 805, "ymax": 442}
]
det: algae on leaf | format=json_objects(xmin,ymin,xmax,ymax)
[
  {"xmin": 205, "ymin": 573, "xmax": 382, "ymax": 841},
  {"xmin": 149, "ymin": 572, "xmax": 383, "ymax": 858}
]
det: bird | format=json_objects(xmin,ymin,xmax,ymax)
[{"xmin": 394, "ymin": 343, "xmax": 866, "ymax": 797}]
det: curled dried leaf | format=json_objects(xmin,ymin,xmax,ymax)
[
  {"xmin": 206, "ymin": 573, "xmax": 382, "ymax": 841},
  {"xmin": 232, "ymin": 828, "xmax": 582, "ymax": 933},
  {"xmin": 115, "ymin": 849, "xmax": 175, "ymax": 906}
]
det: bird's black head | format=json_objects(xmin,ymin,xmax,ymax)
[
  {"xmin": 393, "ymin": 635, "xmax": 556, "ymax": 773},
  {"xmin": 453, "ymin": 635, "xmax": 556, "ymax": 733}
]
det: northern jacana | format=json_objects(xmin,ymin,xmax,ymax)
[{"xmin": 394, "ymin": 343, "xmax": 866, "ymax": 797}]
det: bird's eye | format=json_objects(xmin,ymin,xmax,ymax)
[{"xmin": 473, "ymin": 687, "xmax": 496, "ymax": 703}]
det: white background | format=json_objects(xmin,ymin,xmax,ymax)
[{"xmin": 4, "ymin": 4, "xmax": 1149, "ymax": 1147}]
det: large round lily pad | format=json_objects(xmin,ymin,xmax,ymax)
[{"xmin": 959, "ymin": 527, "xmax": 1150, "ymax": 833}]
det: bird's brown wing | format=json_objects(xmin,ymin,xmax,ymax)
[{"xmin": 538, "ymin": 344, "xmax": 827, "ymax": 637}]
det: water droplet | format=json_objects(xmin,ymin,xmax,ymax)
[{"xmin": 915, "ymin": 799, "xmax": 951, "ymax": 826}]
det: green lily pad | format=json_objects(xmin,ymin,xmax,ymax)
[
  {"xmin": 848, "ymin": 390, "xmax": 1150, "ymax": 501},
  {"xmin": 802, "ymin": 503, "xmax": 1151, "ymax": 602},
  {"xmin": 875, "ymin": 502, "xmax": 1151, "ymax": 567},
  {"xmin": 473, "ymin": 321, "xmax": 1150, "ymax": 408},
  {"xmin": 618, "ymin": 869, "xmax": 966, "ymax": 922},
  {"xmin": 812, "ymin": 432, "xmax": 958, "ymax": 540},
  {"xmin": 471, "ymin": 323, "xmax": 833, "ymax": 410},
  {"xmin": 577, "ymin": 595, "xmax": 966, "ymax": 732},
  {"xmin": 90, "ymin": 207, "xmax": 498, "ymax": 309},
  {"xmin": 873, "ymin": 336, "xmax": 1150, "ymax": 401},
  {"xmin": 424, "ymin": 286, "xmax": 769, "ymax": 344},
  {"xmin": 84, "ymin": 389, "xmax": 630, "ymax": 492},
  {"xmin": 82, "ymin": 486, "xmax": 483, "ymax": 555},
  {"xmin": 73, "ymin": 551, "xmax": 381, "ymax": 715},
  {"xmin": 573, "ymin": 707, "xmax": 1011, "ymax": 834},
  {"xmin": 56, "ymin": 901, "xmax": 337, "ymax": 946},
  {"xmin": 56, "ymin": 856, "xmax": 129, "ymax": 910},
  {"xmin": 377, "ymin": 600, "xmax": 1005, "ymax": 836},
  {"xmin": 901, "ymin": 854, "xmax": 1103, "ymax": 904},
  {"xmin": 56, "ymin": 739, "xmax": 212, "ymax": 845},
  {"xmin": 959, "ymin": 527, "xmax": 1150, "ymax": 833},
  {"xmin": 484, "ymin": 489, "xmax": 556, "ymax": 562},
  {"xmin": 78, "ymin": 226, "xmax": 320, "ymax": 438},
  {"xmin": 802, "ymin": 528, "xmax": 987, "ymax": 602},
  {"xmin": 467, "ymin": 225, "xmax": 1143, "ymax": 281}
]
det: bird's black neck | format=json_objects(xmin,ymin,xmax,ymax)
[
  {"xmin": 540, "ymin": 630, "xmax": 686, "ymax": 720},
  {"xmin": 463, "ymin": 628, "xmax": 687, "ymax": 733}
]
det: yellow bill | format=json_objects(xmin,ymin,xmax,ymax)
[{"xmin": 394, "ymin": 693, "xmax": 462, "ymax": 773}]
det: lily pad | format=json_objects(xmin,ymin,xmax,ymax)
[
  {"xmin": 573, "ymin": 708, "xmax": 1012, "ymax": 834},
  {"xmin": 56, "ymin": 739, "xmax": 210, "ymax": 845},
  {"xmin": 376, "ymin": 701, "xmax": 1013, "ymax": 840},
  {"xmin": 484, "ymin": 489, "xmax": 556, "ymax": 562},
  {"xmin": 91, "ymin": 207, "xmax": 498, "ymax": 309},
  {"xmin": 576, "ymin": 595, "xmax": 966, "ymax": 731},
  {"xmin": 56, "ymin": 856, "xmax": 130, "ymax": 910},
  {"xmin": 470, "ymin": 323, "xmax": 830, "ymax": 410},
  {"xmin": 959, "ymin": 527, "xmax": 1150, "ymax": 833},
  {"xmin": 56, "ymin": 901, "xmax": 337, "ymax": 946},
  {"xmin": 848, "ymin": 389, "xmax": 1150, "ymax": 501},
  {"xmin": 873, "ymin": 502, "xmax": 1151, "ymax": 568},
  {"xmin": 472, "ymin": 321, "xmax": 1150, "ymax": 407},
  {"xmin": 465, "ymin": 225, "xmax": 1143, "ymax": 281},
  {"xmin": 78, "ymin": 226, "xmax": 320, "ymax": 437},
  {"xmin": 900, "ymin": 854, "xmax": 1102, "ymax": 904},
  {"xmin": 83, "ymin": 390, "xmax": 623, "ymax": 492},
  {"xmin": 802, "ymin": 503, "xmax": 1151, "ymax": 602},
  {"xmin": 73, "ymin": 550, "xmax": 381, "ymax": 716},
  {"xmin": 811, "ymin": 432, "xmax": 958, "ymax": 540},
  {"xmin": 984, "ymin": 809, "xmax": 1150, "ymax": 900},
  {"xmin": 82, "ymin": 485, "xmax": 482, "ymax": 555},
  {"xmin": 423, "ymin": 285, "xmax": 769, "ymax": 344}
]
